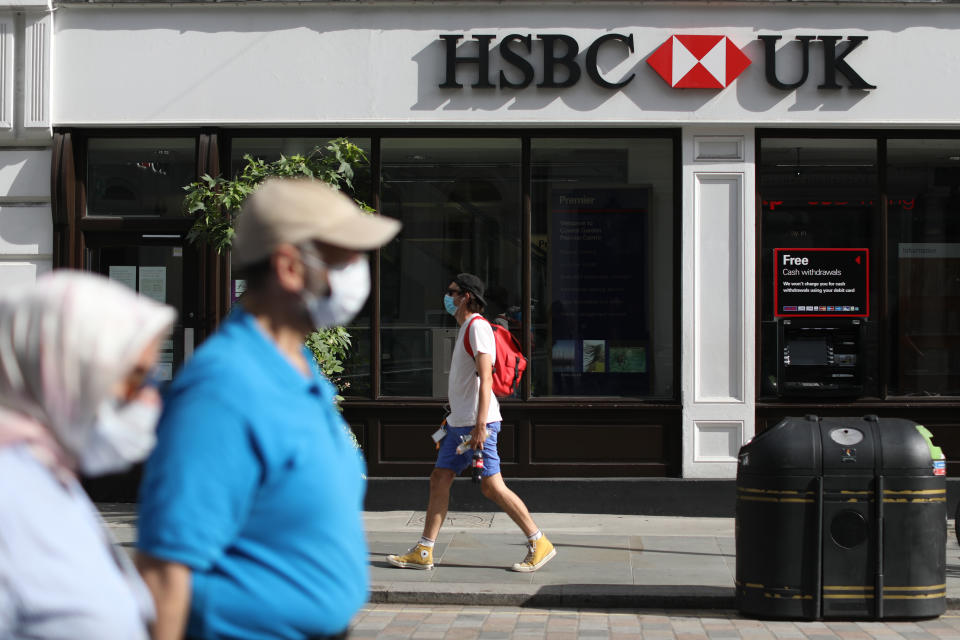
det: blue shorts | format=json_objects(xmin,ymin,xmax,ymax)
[{"xmin": 435, "ymin": 422, "xmax": 501, "ymax": 478}]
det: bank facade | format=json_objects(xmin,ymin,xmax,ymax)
[{"xmin": 4, "ymin": 0, "xmax": 960, "ymax": 481}]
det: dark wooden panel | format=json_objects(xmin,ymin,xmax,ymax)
[
  {"xmin": 343, "ymin": 401, "xmax": 682, "ymax": 477},
  {"xmin": 381, "ymin": 421, "xmax": 517, "ymax": 463},
  {"xmin": 532, "ymin": 422, "xmax": 665, "ymax": 462}
]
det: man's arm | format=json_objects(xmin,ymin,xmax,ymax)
[
  {"xmin": 471, "ymin": 352, "xmax": 494, "ymax": 448},
  {"xmin": 135, "ymin": 552, "xmax": 191, "ymax": 640}
]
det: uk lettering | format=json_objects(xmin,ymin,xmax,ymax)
[{"xmin": 438, "ymin": 33, "xmax": 876, "ymax": 91}]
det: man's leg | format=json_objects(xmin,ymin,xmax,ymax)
[
  {"xmin": 386, "ymin": 468, "xmax": 455, "ymax": 570},
  {"xmin": 479, "ymin": 472, "xmax": 537, "ymax": 536},
  {"xmin": 481, "ymin": 472, "xmax": 557, "ymax": 572},
  {"xmin": 422, "ymin": 468, "xmax": 456, "ymax": 540}
]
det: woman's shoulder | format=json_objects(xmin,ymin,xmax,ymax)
[{"xmin": 0, "ymin": 444, "xmax": 81, "ymax": 513}]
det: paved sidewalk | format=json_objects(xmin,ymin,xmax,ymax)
[
  {"xmin": 101, "ymin": 506, "xmax": 960, "ymax": 611},
  {"xmin": 365, "ymin": 511, "xmax": 960, "ymax": 611}
]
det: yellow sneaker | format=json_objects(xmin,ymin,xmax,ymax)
[
  {"xmin": 386, "ymin": 543, "xmax": 434, "ymax": 570},
  {"xmin": 510, "ymin": 534, "xmax": 557, "ymax": 572}
]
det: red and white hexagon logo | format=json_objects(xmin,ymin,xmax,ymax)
[{"xmin": 647, "ymin": 35, "xmax": 751, "ymax": 89}]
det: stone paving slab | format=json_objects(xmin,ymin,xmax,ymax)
[{"xmin": 352, "ymin": 605, "xmax": 960, "ymax": 640}]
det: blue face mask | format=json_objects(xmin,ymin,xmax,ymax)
[{"xmin": 443, "ymin": 294, "xmax": 458, "ymax": 316}]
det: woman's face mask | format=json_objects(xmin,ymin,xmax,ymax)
[
  {"xmin": 77, "ymin": 394, "xmax": 161, "ymax": 476},
  {"xmin": 300, "ymin": 248, "xmax": 370, "ymax": 329}
]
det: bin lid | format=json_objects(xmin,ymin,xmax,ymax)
[
  {"xmin": 876, "ymin": 417, "xmax": 943, "ymax": 472},
  {"xmin": 738, "ymin": 415, "xmax": 820, "ymax": 475},
  {"xmin": 738, "ymin": 415, "xmax": 943, "ymax": 476}
]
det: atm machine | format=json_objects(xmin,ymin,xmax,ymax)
[{"xmin": 777, "ymin": 318, "xmax": 864, "ymax": 397}]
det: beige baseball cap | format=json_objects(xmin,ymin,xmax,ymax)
[{"xmin": 231, "ymin": 178, "xmax": 401, "ymax": 269}]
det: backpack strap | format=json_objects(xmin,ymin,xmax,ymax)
[{"xmin": 462, "ymin": 315, "xmax": 488, "ymax": 360}]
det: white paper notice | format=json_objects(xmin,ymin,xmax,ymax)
[
  {"xmin": 108, "ymin": 266, "xmax": 137, "ymax": 291},
  {"xmin": 138, "ymin": 266, "xmax": 167, "ymax": 303},
  {"xmin": 155, "ymin": 363, "xmax": 174, "ymax": 381}
]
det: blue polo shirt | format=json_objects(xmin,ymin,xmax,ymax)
[{"xmin": 137, "ymin": 307, "xmax": 367, "ymax": 640}]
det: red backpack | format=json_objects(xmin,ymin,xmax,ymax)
[{"xmin": 463, "ymin": 316, "xmax": 528, "ymax": 398}]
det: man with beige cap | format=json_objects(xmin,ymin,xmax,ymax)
[{"xmin": 136, "ymin": 179, "xmax": 400, "ymax": 640}]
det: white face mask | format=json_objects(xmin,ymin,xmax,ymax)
[
  {"xmin": 301, "ymin": 253, "xmax": 371, "ymax": 329},
  {"xmin": 77, "ymin": 397, "xmax": 161, "ymax": 476}
]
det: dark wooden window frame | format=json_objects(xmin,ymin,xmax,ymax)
[
  {"xmin": 53, "ymin": 127, "xmax": 230, "ymax": 339},
  {"xmin": 55, "ymin": 126, "xmax": 684, "ymax": 477}
]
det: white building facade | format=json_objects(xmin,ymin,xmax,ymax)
[{"xmin": 24, "ymin": 0, "xmax": 960, "ymax": 479}]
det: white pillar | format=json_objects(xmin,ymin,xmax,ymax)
[
  {"xmin": 0, "ymin": 6, "xmax": 52, "ymax": 290},
  {"xmin": 681, "ymin": 127, "xmax": 756, "ymax": 478}
]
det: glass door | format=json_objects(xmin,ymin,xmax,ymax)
[{"xmin": 85, "ymin": 233, "xmax": 200, "ymax": 384}]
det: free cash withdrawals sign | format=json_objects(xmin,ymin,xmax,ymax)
[{"xmin": 774, "ymin": 248, "xmax": 869, "ymax": 318}]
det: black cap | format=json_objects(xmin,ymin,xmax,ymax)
[{"xmin": 455, "ymin": 273, "xmax": 486, "ymax": 308}]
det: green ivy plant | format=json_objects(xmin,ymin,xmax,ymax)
[{"xmin": 182, "ymin": 138, "xmax": 370, "ymax": 449}]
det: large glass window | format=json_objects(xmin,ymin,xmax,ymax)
[
  {"xmin": 759, "ymin": 138, "xmax": 880, "ymax": 398},
  {"xmin": 888, "ymin": 139, "xmax": 960, "ymax": 396},
  {"xmin": 379, "ymin": 139, "xmax": 522, "ymax": 397},
  {"xmin": 531, "ymin": 138, "xmax": 675, "ymax": 398},
  {"xmin": 87, "ymin": 138, "xmax": 196, "ymax": 217},
  {"xmin": 231, "ymin": 137, "xmax": 374, "ymax": 397}
]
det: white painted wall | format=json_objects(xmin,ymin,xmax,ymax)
[{"xmin": 53, "ymin": 4, "xmax": 960, "ymax": 127}]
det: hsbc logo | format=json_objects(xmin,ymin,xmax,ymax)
[
  {"xmin": 647, "ymin": 35, "xmax": 751, "ymax": 89},
  {"xmin": 438, "ymin": 32, "xmax": 876, "ymax": 92}
]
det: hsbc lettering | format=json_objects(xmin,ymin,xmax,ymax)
[{"xmin": 438, "ymin": 33, "xmax": 876, "ymax": 91}]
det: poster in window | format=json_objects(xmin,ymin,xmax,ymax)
[
  {"xmin": 138, "ymin": 266, "xmax": 167, "ymax": 304},
  {"xmin": 774, "ymin": 248, "xmax": 869, "ymax": 317},
  {"xmin": 549, "ymin": 187, "xmax": 649, "ymax": 394},
  {"xmin": 108, "ymin": 265, "xmax": 137, "ymax": 291}
]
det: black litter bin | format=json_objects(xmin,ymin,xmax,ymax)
[{"xmin": 736, "ymin": 415, "xmax": 946, "ymax": 620}]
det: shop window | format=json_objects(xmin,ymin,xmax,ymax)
[
  {"xmin": 231, "ymin": 136, "xmax": 374, "ymax": 397},
  {"xmin": 86, "ymin": 138, "xmax": 196, "ymax": 217},
  {"xmin": 888, "ymin": 139, "xmax": 960, "ymax": 396},
  {"xmin": 379, "ymin": 138, "xmax": 521, "ymax": 397},
  {"xmin": 758, "ymin": 138, "xmax": 880, "ymax": 398},
  {"xmin": 530, "ymin": 138, "xmax": 675, "ymax": 398}
]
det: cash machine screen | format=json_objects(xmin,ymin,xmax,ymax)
[{"xmin": 787, "ymin": 337, "xmax": 831, "ymax": 366}]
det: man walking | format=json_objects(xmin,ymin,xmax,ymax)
[
  {"xmin": 387, "ymin": 273, "xmax": 556, "ymax": 573},
  {"xmin": 135, "ymin": 179, "xmax": 400, "ymax": 640}
]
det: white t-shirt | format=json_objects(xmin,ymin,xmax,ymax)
[{"xmin": 447, "ymin": 314, "xmax": 502, "ymax": 427}]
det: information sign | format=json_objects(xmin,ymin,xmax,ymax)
[{"xmin": 774, "ymin": 248, "xmax": 869, "ymax": 317}]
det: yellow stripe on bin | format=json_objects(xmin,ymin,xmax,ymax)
[
  {"xmin": 824, "ymin": 586, "xmax": 874, "ymax": 591},
  {"xmin": 883, "ymin": 593, "xmax": 946, "ymax": 600},
  {"xmin": 883, "ymin": 584, "xmax": 946, "ymax": 592}
]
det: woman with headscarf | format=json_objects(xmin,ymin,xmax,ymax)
[{"xmin": 0, "ymin": 270, "xmax": 176, "ymax": 640}]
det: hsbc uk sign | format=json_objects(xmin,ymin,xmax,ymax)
[{"xmin": 438, "ymin": 33, "xmax": 876, "ymax": 91}]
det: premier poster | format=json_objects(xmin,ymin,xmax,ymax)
[{"xmin": 548, "ymin": 187, "xmax": 649, "ymax": 395}]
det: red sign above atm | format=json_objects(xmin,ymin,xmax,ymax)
[{"xmin": 774, "ymin": 248, "xmax": 869, "ymax": 318}]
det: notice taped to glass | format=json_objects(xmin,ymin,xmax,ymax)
[{"xmin": 774, "ymin": 248, "xmax": 869, "ymax": 318}]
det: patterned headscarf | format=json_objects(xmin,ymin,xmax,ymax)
[{"xmin": 0, "ymin": 271, "xmax": 176, "ymax": 479}]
